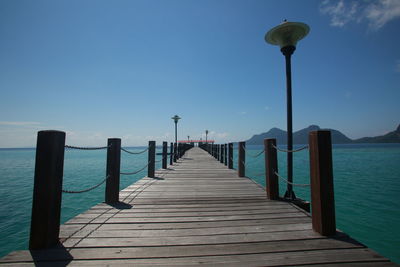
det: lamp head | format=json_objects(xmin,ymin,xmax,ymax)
[
  {"xmin": 265, "ymin": 21, "xmax": 310, "ymax": 49},
  {"xmin": 171, "ymin": 115, "xmax": 181, "ymax": 123}
]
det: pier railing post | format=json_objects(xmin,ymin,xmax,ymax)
[
  {"xmin": 170, "ymin": 142, "xmax": 173, "ymax": 165},
  {"xmin": 309, "ymin": 130, "xmax": 336, "ymax": 236},
  {"xmin": 238, "ymin": 141, "xmax": 245, "ymax": 177},
  {"xmin": 213, "ymin": 144, "xmax": 216, "ymax": 158},
  {"xmin": 173, "ymin": 143, "xmax": 177, "ymax": 162},
  {"xmin": 148, "ymin": 141, "xmax": 155, "ymax": 178},
  {"xmin": 162, "ymin": 141, "xmax": 167, "ymax": 169},
  {"xmin": 220, "ymin": 144, "xmax": 224, "ymax": 163},
  {"xmin": 264, "ymin": 138, "xmax": 279, "ymax": 200},
  {"xmin": 29, "ymin": 130, "xmax": 65, "ymax": 250},
  {"xmin": 105, "ymin": 138, "xmax": 121, "ymax": 204},
  {"xmin": 224, "ymin": 143, "xmax": 227, "ymax": 166},
  {"xmin": 228, "ymin": 143, "xmax": 233, "ymax": 169}
]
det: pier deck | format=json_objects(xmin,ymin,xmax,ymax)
[{"xmin": 0, "ymin": 147, "xmax": 396, "ymax": 266}]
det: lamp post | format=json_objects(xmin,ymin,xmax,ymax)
[
  {"xmin": 205, "ymin": 130, "xmax": 209, "ymax": 143},
  {"xmin": 187, "ymin": 135, "xmax": 190, "ymax": 142},
  {"xmin": 265, "ymin": 21, "xmax": 309, "ymax": 200},
  {"xmin": 171, "ymin": 115, "xmax": 181, "ymax": 161}
]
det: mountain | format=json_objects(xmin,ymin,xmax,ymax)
[
  {"xmin": 354, "ymin": 124, "xmax": 400, "ymax": 143},
  {"xmin": 246, "ymin": 125, "xmax": 355, "ymax": 145}
]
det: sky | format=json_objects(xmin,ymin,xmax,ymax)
[{"xmin": 0, "ymin": 0, "xmax": 399, "ymax": 147}]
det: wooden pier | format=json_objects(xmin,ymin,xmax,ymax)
[{"xmin": 0, "ymin": 146, "xmax": 396, "ymax": 266}]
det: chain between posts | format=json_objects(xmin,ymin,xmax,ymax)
[
  {"xmin": 274, "ymin": 171, "xmax": 310, "ymax": 187},
  {"xmin": 62, "ymin": 175, "xmax": 111, "ymax": 193},
  {"xmin": 247, "ymin": 148, "xmax": 265, "ymax": 158},
  {"xmin": 272, "ymin": 144, "xmax": 309, "ymax": 153},
  {"xmin": 65, "ymin": 145, "xmax": 110, "ymax": 150},
  {"xmin": 121, "ymin": 147, "xmax": 149, "ymax": 155},
  {"xmin": 120, "ymin": 161, "xmax": 151, "ymax": 175}
]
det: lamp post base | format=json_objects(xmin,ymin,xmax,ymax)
[{"xmin": 283, "ymin": 190, "xmax": 296, "ymax": 200}]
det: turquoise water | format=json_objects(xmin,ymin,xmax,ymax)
[{"xmin": 0, "ymin": 144, "xmax": 399, "ymax": 263}]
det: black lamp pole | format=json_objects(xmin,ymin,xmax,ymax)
[
  {"xmin": 172, "ymin": 115, "xmax": 181, "ymax": 162},
  {"xmin": 281, "ymin": 45, "xmax": 296, "ymax": 200},
  {"xmin": 265, "ymin": 21, "xmax": 309, "ymax": 201}
]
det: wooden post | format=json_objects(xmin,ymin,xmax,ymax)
[
  {"xmin": 105, "ymin": 138, "xmax": 121, "ymax": 204},
  {"xmin": 224, "ymin": 144, "xmax": 227, "ymax": 166},
  {"xmin": 228, "ymin": 143, "xmax": 233, "ymax": 169},
  {"xmin": 220, "ymin": 144, "xmax": 224, "ymax": 163},
  {"xmin": 162, "ymin": 141, "xmax": 167, "ymax": 169},
  {"xmin": 238, "ymin": 141, "xmax": 245, "ymax": 177},
  {"xmin": 173, "ymin": 143, "xmax": 177, "ymax": 162},
  {"xmin": 29, "ymin": 130, "xmax": 65, "ymax": 249},
  {"xmin": 148, "ymin": 141, "xmax": 155, "ymax": 178},
  {"xmin": 264, "ymin": 139, "xmax": 279, "ymax": 200},
  {"xmin": 309, "ymin": 130, "xmax": 336, "ymax": 236},
  {"xmin": 170, "ymin": 142, "xmax": 173, "ymax": 165}
]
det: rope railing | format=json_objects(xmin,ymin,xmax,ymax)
[
  {"xmin": 245, "ymin": 148, "xmax": 265, "ymax": 158},
  {"xmin": 274, "ymin": 171, "xmax": 310, "ymax": 187},
  {"xmin": 121, "ymin": 147, "xmax": 149, "ymax": 155},
  {"xmin": 120, "ymin": 161, "xmax": 150, "ymax": 175},
  {"xmin": 62, "ymin": 175, "xmax": 110, "ymax": 193},
  {"xmin": 154, "ymin": 159, "xmax": 162, "ymax": 163},
  {"xmin": 272, "ymin": 144, "xmax": 309, "ymax": 153},
  {"xmin": 65, "ymin": 145, "xmax": 110, "ymax": 150}
]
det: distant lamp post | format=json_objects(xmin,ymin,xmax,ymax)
[
  {"xmin": 205, "ymin": 130, "xmax": 209, "ymax": 143},
  {"xmin": 187, "ymin": 135, "xmax": 190, "ymax": 142},
  {"xmin": 171, "ymin": 115, "xmax": 181, "ymax": 160},
  {"xmin": 265, "ymin": 20, "xmax": 310, "ymax": 200}
]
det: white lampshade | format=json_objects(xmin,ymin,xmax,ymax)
[
  {"xmin": 265, "ymin": 21, "xmax": 310, "ymax": 48},
  {"xmin": 171, "ymin": 115, "xmax": 181, "ymax": 123}
]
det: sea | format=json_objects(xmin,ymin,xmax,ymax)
[{"xmin": 0, "ymin": 143, "xmax": 399, "ymax": 263}]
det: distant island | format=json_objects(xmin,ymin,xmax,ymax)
[{"xmin": 246, "ymin": 124, "xmax": 400, "ymax": 145}]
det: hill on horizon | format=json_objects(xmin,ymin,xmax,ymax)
[{"xmin": 246, "ymin": 124, "xmax": 400, "ymax": 145}]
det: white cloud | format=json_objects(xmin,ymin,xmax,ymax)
[
  {"xmin": 238, "ymin": 111, "xmax": 247, "ymax": 115},
  {"xmin": 320, "ymin": 0, "xmax": 359, "ymax": 27},
  {"xmin": 203, "ymin": 131, "xmax": 231, "ymax": 142},
  {"xmin": 320, "ymin": 0, "xmax": 400, "ymax": 30},
  {"xmin": 264, "ymin": 106, "xmax": 270, "ymax": 111},
  {"xmin": 0, "ymin": 121, "xmax": 41, "ymax": 126},
  {"xmin": 365, "ymin": 0, "xmax": 400, "ymax": 30}
]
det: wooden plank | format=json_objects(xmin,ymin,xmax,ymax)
[
  {"xmin": 65, "ymin": 229, "xmax": 322, "ymax": 247},
  {"xmin": 1, "ymin": 238, "xmax": 365, "ymax": 262},
  {"xmin": 1, "ymin": 249, "xmax": 392, "ymax": 266}
]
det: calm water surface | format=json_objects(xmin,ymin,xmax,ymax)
[{"xmin": 0, "ymin": 144, "xmax": 399, "ymax": 263}]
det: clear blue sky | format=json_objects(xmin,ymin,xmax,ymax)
[{"xmin": 1, "ymin": 0, "xmax": 399, "ymax": 147}]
